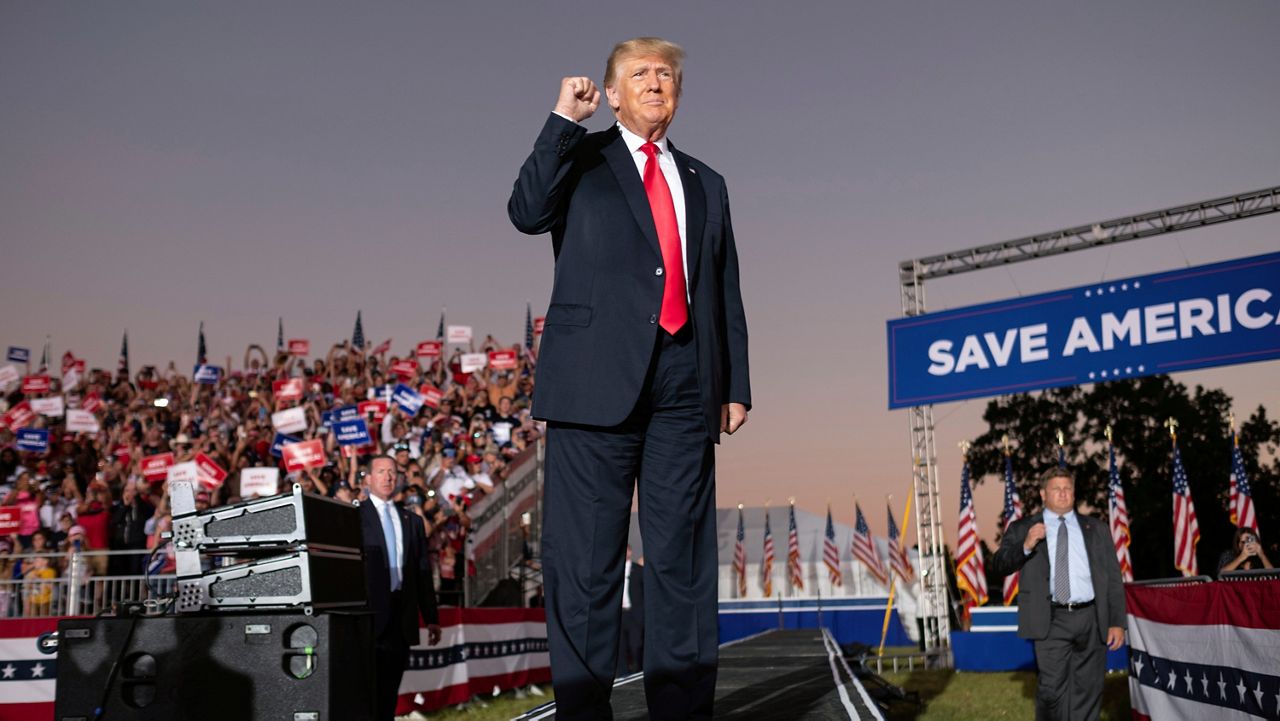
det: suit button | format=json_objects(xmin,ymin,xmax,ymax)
[
  {"xmin": 655, "ymin": 267, "xmax": 663, "ymax": 276},
  {"xmin": 649, "ymin": 315, "xmax": 657, "ymax": 324}
]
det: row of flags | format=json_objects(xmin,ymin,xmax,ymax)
[
  {"xmin": 730, "ymin": 500, "xmax": 916, "ymax": 598},
  {"xmin": 955, "ymin": 420, "xmax": 1262, "ymax": 611}
]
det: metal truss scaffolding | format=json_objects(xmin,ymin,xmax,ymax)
[{"xmin": 899, "ymin": 184, "xmax": 1280, "ymax": 654}]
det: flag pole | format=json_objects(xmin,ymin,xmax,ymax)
[{"xmin": 879, "ymin": 486, "xmax": 913, "ymax": 656}]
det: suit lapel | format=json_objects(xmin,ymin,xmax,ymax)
[
  {"xmin": 668, "ymin": 140, "xmax": 706, "ymax": 291},
  {"xmin": 602, "ymin": 130, "xmax": 663, "ymax": 260}
]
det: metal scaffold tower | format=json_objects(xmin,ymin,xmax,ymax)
[{"xmin": 899, "ymin": 184, "xmax": 1280, "ymax": 654}]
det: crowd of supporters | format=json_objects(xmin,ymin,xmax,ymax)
[{"xmin": 0, "ymin": 335, "xmax": 541, "ymax": 615}]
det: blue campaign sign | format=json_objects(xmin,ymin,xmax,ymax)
[
  {"xmin": 886, "ymin": 251, "xmax": 1280, "ymax": 409},
  {"xmin": 334, "ymin": 418, "xmax": 372, "ymax": 447},
  {"xmin": 7, "ymin": 347, "xmax": 30, "ymax": 363},
  {"xmin": 16, "ymin": 428, "xmax": 49, "ymax": 453},
  {"xmin": 320, "ymin": 405, "xmax": 361, "ymax": 429},
  {"xmin": 270, "ymin": 432, "xmax": 299, "ymax": 458},
  {"xmin": 193, "ymin": 364, "xmax": 222, "ymax": 385},
  {"xmin": 392, "ymin": 384, "xmax": 425, "ymax": 417}
]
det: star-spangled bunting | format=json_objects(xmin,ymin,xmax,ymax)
[
  {"xmin": 956, "ymin": 457, "xmax": 989, "ymax": 609},
  {"xmin": 1229, "ymin": 430, "xmax": 1257, "ymax": 531},
  {"xmin": 1171, "ymin": 438, "xmax": 1200, "ymax": 577},
  {"xmin": 787, "ymin": 503, "xmax": 804, "ymax": 592},
  {"xmin": 887, "ymin": 501, "xmax": 914, "ymax": 584},
  {"xmin": 732, "ymin": 506, "xmax": 747, "ymax": 597},
  {"xmin": 1108, "ymin": 441, "xmax": 1134, "ymax": 583},
  {"xmin": 851, "ymin": 501, "xmax": 887, "ymax": 587},
  {"xmin": 761, "ymin": 512, "xmax": 775, "ymax": 597},
  {"xmin": 823, "ymin": 506, "xmax": 843, "ymax": 587},
  {"xmin": 1001, "ymin": 452, "xmax": 1023, "ymax": 606}
]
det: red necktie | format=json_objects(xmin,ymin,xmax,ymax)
[{"xmin": 641, "ymin": 142, "xmax": 688, "ymax": 335}]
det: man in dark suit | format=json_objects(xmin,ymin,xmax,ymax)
[
  {"xmin": 361, "ymin": 455, "xmax": 442, "ymax": 721},
  {"xmin": 992, "ymin": 468, "xmax": 1126, "ymax": 721},
  {"xmin": 508, "ymin": 36, "xmax": 751, "ymax": 721}
]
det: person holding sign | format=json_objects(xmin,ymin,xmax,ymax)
[{"xmin": 508, "ymin": 37, "xmax": 752, "ymax": 720}]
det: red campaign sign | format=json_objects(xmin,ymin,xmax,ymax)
[
  {"xmin": 0, "ymin": 507, "xmax": 20, "ymax": 534},
  {"xmin": 418, "ymin": 384, "xmax": 443, "ymax": 409},
  {"xmin": 194, "ymin": 452, "xmax": 228, "ymax": 490},
  {"xmin": 3, "ymin": 401, "xmax": 35, "ymax": 432},
  {"xmin": 416, "ymin": 340, "xmax": 443, "ymax": 358},
  {"xmin": 113, "ymin": 444, "xmax": 132, "ymax": 470},
  {"xmin": 21, "ymin": 375, "xmax": 51, "ymax": 394},
  {"xmin": 288, "ymin": 339, "xmax": 310, "ymax": 357},
  {"xmin": 341, "ymin": 444, "xmax": 375, "ymax": 458},
  {"xmin": 141, "ymin": 452, "xmax": 175, "ymax": 482},
  {"xmin": 358, "ymin": 400, "xmax": 388, "ymax": 424},
  {"xmin": 272, "ymin": 378, "xmax": 305, "ymax": 401},
  {"xmin": 138, "ymin": 379, "xmax": 159, "ymax": 391},
  {"xmin": 390, "ymin": 359, "xmax": 419, "ymax": 381},
  {"xmin": 81, "ymin": 392, "xmax": 103, "ymax": 414},
  {"xmin": 488, "ymin": 350, "xmax": 518, "ymax": 370},
  {"xmin": 534, "ymin": 317, "xmax": 546, "ymax": 335},
  {"xmin": 61, "ymin": 351, "xmax": 77, "ymax": 374},
  {"xmin": 282, "ymin": 439, "xmax": 327, "ymax": 472}
]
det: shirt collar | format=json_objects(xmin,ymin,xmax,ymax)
[
  {"xmin": 369, "ymin": 494, "xmax": 394, "ymax": 514},
  {"xmin": 1048, "ymin": 509, "xmax": 1076, "ymax": 524},
  {"xmin": 617, "ymin": 122, "xmax": 670, "ymax": 157}
]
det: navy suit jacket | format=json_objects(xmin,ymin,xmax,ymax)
[
  {"xmin": 360, "ymin": 500, "xmax": 439, "ymax": 644},
  {"xmin": 508, "ymin": 113, "xmax": 751, "ymax": 440}
]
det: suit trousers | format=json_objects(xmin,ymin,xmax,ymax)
[
  {"xmin": 1033, "ymin": 605, "xmax": 1105, "ymax": 721},
  {"xmin": 374, "ymin": 590, "xmax": 410, "ymax": 721},
  {"xmin": 543, "ymin": 329, "xmax": 719, "ymax": 721}
]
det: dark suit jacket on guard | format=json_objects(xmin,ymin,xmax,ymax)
[
  {"xmin": 508, "ymin": 113, "xmax": 751, "ymax": 438},
  {"xmin": 360, "ymin": 501, "xmax": 439, "ymax": 643},
  {"xmin": 991, "ymin": 511, "xmax": 1126, "ymax": 642}
]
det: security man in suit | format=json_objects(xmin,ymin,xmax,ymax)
[
  {"xmin": 992, "ymin": 467, "xmax": 1126, "ymax": 721},
  {"xmin": 508, "ymin": 36, "xmax": 751, "ymax": 721},
  {"xmin": 361, "ymin": 455, "xmax": 442, "ymax": 721}
]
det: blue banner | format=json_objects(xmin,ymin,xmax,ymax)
[
  {"xmin": 16, "ymin": 428, "xmax": 49, "ymax": 453},
  {"xmin": 886, "ymin": 251, "xmax": 1280, "ymax": 409},
  {"xmin": 193, "ymin": 364, "xmax": 222, "ymax": 385},
  {"xmin": 334, "ymin": 418, "xmax": 372, "ymax": 447},
  {"xmin": 270, "ymin": 432, "xmax": 299, "ymax": 458},
  {"xmin": 7, "ymin": 347, "xmax": 29, "ymax": 363},
  {"xmin": 392, "ymin": 383, "xmax": 425, "ymax": 417}
]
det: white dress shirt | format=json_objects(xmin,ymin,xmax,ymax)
[{"xmin": 368, "ymin": 494, "xmax": 404, "ymax": 579}]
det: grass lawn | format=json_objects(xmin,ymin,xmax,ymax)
[
  {"xmin": 879, "ymin": 669, "xmax": 1130, "ymax": 720},
  {"xmin": 412, "ymin": 687, "xmax": 554, "ymax": 720}
]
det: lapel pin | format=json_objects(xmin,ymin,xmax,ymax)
[{"xmin": 688, "ymin": 167, "xmax": 697, "ymax": 174}]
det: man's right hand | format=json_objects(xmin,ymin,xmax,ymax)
[
  {"xmin": 555, "ymin": 76, "xmax": 599, "ymax": 123},
  {"xmin": 1024, "ymin": 523, "xmax": 1046, "ymax": 552}
]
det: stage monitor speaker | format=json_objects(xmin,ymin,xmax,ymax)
[{"xmin": 54, "ymin": 611, "xmax": 374, "ymax": 721}]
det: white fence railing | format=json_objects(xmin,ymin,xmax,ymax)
[{"xmin": 1, "ymin": 549, "xmax": 174, "ymax": 618}]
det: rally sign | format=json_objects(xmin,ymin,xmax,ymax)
[
  {"xmin": 419, "ymin": 384, "xmax": 443, "ymax": 409},
  {"xmin": 270, "ymin": 432, "xmax": 299, "ymax": 458},
  {"xmin": 2, "ymin": 401, "xmax": 35, "ymax": 431},
  {"xmin": 0, "ymin": 507, "xmax": 20, "ymax": 534},
  {"xmin": 21, "ymin": 375, "xmax": 51, "ymax": 394},
  {"xmin": 81, "ymin": 392, "xmax": 103, "ymax": 413},
  {"xmin": 194, "ymin": 452, "xmax": 229, "ymax": 490},
  {"xmin": 488, "ymin": 350, "xmax": 518, "ymax": 370},
  {"xmin": 534, "ymin": 316, "xmax": 545, "ymax": 335},
  {"xmin": 240, "ymin": 467, "xmax": 279, "ymax": 498},
  {"xmin": 358, "ymin": 400, "xmax": 388, "ymax": 424},
  {"xmin": 6, "ymin": 347, "xmax": 30, "ymax": 363},
  {"xmin": 193, "ymin": 364, "xmax": 222, "ymax": 385},
  {"xmin": 0, "ymin": 364, "xmax": 20, "ymax": 390},
  {"xmin": 272, "ymin": 378, "xmax": 304, "ymax": 401},
  {"xmin": 141, "ymin": 452, "xmax": 175, "ymax": 482},
  {"xmin": 416, "ymin": 340, "xmax": 442, "ymax": 358},
  {"xmin": 166, "ymin": 461, "xmax": 199, "ymax": 486},
  {"xmin": 390, "ymin": 358, "xmax": 418, "ymax": 381},
  {"xmin": 460, "ymin": 353, "xmax": 487, "ymax": 373},
  {"xmin": 62, "ymin": 359, "xmax": 85, "ymax": 390},
  {"xmin": 287, "ymin": 339, "xmax": 310, "ymax": 356},
  {"xmin": 886, "ymin": 250, "xmax": 1280, "ymax": 409},
  {"xmin": 65, "ymin": 409, "xmax": 100, "ymax": 434},
  {"xmin": 16, "ymin": 428, "xmax": 50, "ymax": 453},
  {"xmin": 321, "ymin": 405, "xmax": 359, "ymax": 429},
  {"xmin": 271, "ymin": 406, "xmax": 308, "ymax": 434},
  {"xmin": 282, "ymin": 439, "xmax": 327, "ymax": 472},
  {"xmin": 392, "ymin": 383, "xmax": 425, "ymax": 416},
  {"xmin": 447, "ymin": 325, "xmax": 473, "ymax": 344},
  {"xmin": 30, "ymin": 396, "xmax": 65, "ymax": 417},
  {"xmin": 334, "ymin": 418, "xmax": 372, "ymax": 447}
]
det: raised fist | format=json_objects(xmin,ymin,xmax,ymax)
[{"xmin": 555, "ymin": 76, "xmax": 600, "ymax": 123}]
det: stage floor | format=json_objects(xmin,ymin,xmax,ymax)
[{"xmin": 516, "ymin": 628, "xmax": 883, "ymax": 720}]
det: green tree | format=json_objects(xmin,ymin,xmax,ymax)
[{"xmin": 966, "ymin": 376, "xmax": 1278, "ymax": 580}]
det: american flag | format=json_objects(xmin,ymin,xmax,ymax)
[
  {"xmin": 118, "ymin": 331, "xmax": 129, "ymax": 377},
  {"xmin": 352, "ymin": 311, "xmax": 365, "ymax": 350},
  {"xmin": 851, "ymin": 502, "xmax": 887, "ymax": 587},
  {"xmin": 823, "ymin": 506, "xmax": 843, "ymax": 587},
  {"xmin": 1108, "ymin": 442, "xmax": 1134, "ymax": 583},
  {"xmin": 1229, "ymin": 431, "xmax": 1257, "ymax": 531},
  {"xmin": 371, "ymin": 338, "xmax": 392, "ymax": 356},
  {"xmin": 1000, "ymin": 453, "xmax": 1023, "ymax": 605},
  {"xmin": 886, "ymin": 501, "xmax": 914, "ymax": 584},
  {"xmin": 1171, "ymin": 440, "xmax": 1200, "ymax": 577},
  {"xmin": 787, "ymin": 503, "xmax": 804, "ymax": 592},
  {"xmin": 197, "ymin": 322, "xmax": 207, "ymax": 365},
  {"xmin": 436, "ymin": 310, "xmax": 445, "ymax": 341},
  {"xmin": 277, "ymin": 317, "xmax": 285, "ymax": 354},
  {"xmin": 732, "ymin": 506, "xmax": 747, "ymax": 597},
  {"xmin": 956, "ymin": 459, "xmax": 988, "ymax": 609},
  {"xmin": 761, "ymin": 512, "xmax": 775, "ymax": 597},
  {"xmin": 37, "ymin": 339, "xmax": 50, "ymax": 374}
]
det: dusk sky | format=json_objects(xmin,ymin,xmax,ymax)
[{"xmin": 3, "ymin": 1, "xmax": 1278, "ymax": 543}]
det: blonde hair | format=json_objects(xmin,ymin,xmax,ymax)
[{"xmin": 604, "ymin": 37, "xmax": 685, "ymax": 91}]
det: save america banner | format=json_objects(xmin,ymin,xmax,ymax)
[{"xmin": 886, "ymin": 251, "xmax": 1280, "ymax": 408}]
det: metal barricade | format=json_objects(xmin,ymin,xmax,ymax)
[{"xmin": 0, "ymin": 549, "xmax": 175, "ymax": 618}]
